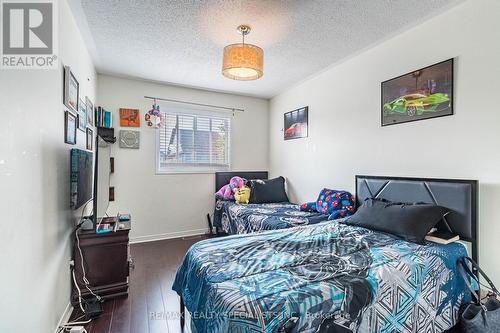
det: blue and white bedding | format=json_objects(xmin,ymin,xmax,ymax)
[
  {"xmin": 173, "ymin": 221, "xmax": 470, "ymax": 333},
  {"xmin": 213, "ymin": 200, "xmax": 329, "ymax": 234}
]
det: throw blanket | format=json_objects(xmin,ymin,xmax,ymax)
[{"xmin": 173, "ymin": 221, "xmax": 469, "ymax": 332}]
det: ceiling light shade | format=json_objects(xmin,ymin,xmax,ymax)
[
  {"xmin": 222, "ymin": 25, "xmax": 263, "ymax": 81},
  {"xmin": 222, "ymin": 43, "xmax": 263, "ymax": 80}
]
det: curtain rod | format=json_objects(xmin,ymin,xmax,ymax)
[{"xmin": 144, "ymin": 95, "xmax": 244, "ymax": 113}]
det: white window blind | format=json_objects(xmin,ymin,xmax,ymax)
[{"xmin": 157, "ymin": 110, "xmax": 231, "ymax": 173}]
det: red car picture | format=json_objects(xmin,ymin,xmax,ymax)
[
  {"xmin": 284, "ymin": 107, "xmax": 308, "ymax": 140},
  {"xmin": 284, "ymin": 122, "xmax": 307, "ymax": 138}
]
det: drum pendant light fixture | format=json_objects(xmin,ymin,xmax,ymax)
[{"xmin": 222, "ymin": 25, "xmax": 263, "ymax": 81}]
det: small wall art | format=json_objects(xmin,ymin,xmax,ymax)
[
  {"xmin": 65, "ymin": 111, "xmax": 77, "ymax": 145},
  {"xmin": 119, "ymin": 130, "xmax": 140, "ymax": 149},
  {"xmin": 86, "ymin": 127, "xmax": 93, "ymax": 150},
  {"xmin": 284, "ymin": 106, "xmax": 308, "ymax": 140},
  {"xmin": 120, "ymin": 108, "xmax": 140, "ymax": 127},
  {"xmin": 78, "ymin": 98, "xmax": 87, "ymax": 130},
  {"xmin": 86, "ymin": 96, "xmax": 94, "ymax": 126},
  {"xmin": 63, "ymin": 66, "xmax": 79, "ymax": 113}
]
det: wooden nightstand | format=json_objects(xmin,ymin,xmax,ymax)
[{"xmin": 72, "ymin": 226, "xmax": 131, "ymax": 304}]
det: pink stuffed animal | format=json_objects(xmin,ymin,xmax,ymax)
[{"xmin": 216, "ymin": 176, "xmax": 245, "ymax": 200}]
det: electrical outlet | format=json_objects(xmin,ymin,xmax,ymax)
[
  {"xmin": 69, "ymin": 259, "xmax": 75, "ymax": 267},
  {"xmin": 69, "ymin": 326, "xmax": 85, "ymax": 333}
]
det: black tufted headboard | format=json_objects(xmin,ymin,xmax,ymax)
[
  {"xmin": 355, "ymin": 175, "xmax": 478, "ymax": 264},
  {"xmin": 215, "ymin": 171, "xmax": 268, "ymax": 192}
]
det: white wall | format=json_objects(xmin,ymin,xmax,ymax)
[
  {"xmin": 97, "ymin": 75, "xmax": 269, "ymax": 242},
  {"xmin": 0, "ymin": 1, "xmax": 96, "ymax": 332},
  {"xmin": 269, "ymin": 0, "xmax": 500, "ymax": 284}
]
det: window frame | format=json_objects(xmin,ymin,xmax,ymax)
[{"xmin": 155, "ymin": 107, "xmax": 232, "ymax": 174}]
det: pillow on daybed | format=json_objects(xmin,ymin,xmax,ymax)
[
  {"xmin": 248, "ymin": 176, "xmax": 289, "ymax": 204},
  {"xmin": 344, "ymin": 198, "xmax": 449, "ymax": 244},
  {"xmin": 300, "ymin": 188, "xmax": 356, "ymax": 219}
]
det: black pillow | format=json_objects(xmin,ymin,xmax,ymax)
[
  {"xmin": 344, "ymin": 198, "xmax": 449, "ymax": 244},
  {"xmin": 248, "ymin": 176, "xmax": 289, "ymax": 204}
]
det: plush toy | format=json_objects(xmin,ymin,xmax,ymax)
[
  {"xmin": 215, "ymin": 184, "xmax": 233, "ymax": 200},
  {"xmin": 215, "ymin": 176, "xmax": 246, "ymax": 200},
  {"xmin": 230, "ymin": 176, "xmax": 245, "ymax": 190},
  {"xmin": 234, "ymin": 186, "xmax": 251, "ymax": 204}
]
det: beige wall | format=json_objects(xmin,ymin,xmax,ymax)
[
  {"xmin": 97, "ymin": 74, "xmax": 269, "ymax": 242},
  {"xmin": 0, "ymin": 1, "xmax": 97, "ymax": 332},
  {"xmin": 269, "ymin": 0, "xmax": 500, "ymax": 284}
]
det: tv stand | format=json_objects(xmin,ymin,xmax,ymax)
[{"xmin": 72, "ymin": 223, "xmax": 131, "ymax": 304}]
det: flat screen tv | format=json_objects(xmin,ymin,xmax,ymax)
[{"xmin": 70, "ymin": 149, "xmax": 93, "ymax": 209}]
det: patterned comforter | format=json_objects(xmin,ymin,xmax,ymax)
[
  {"xmin": 173, "ymin": 221, "xmax": 470, "ymax": 333},
  {"xmin": 213, "ymin": 200, "xmax": 328, "ymax": 234}
]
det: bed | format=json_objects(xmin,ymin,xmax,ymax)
[
  {"xmin": 214, "ymin": 201, "xmax": 328, "ymax": 234},
  {"xmin": 178, "ymin": 175, "xmax": 478, "ymax": 332},
  {"xmin": 212, "ymin": 171, "xmax": 328, "ymax": 235}
]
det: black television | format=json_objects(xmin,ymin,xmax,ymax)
[
  {"xmin": 92, "ymin": 134, "xmax": 110, "ymax": 225},
  {"xmin": 70, "ymin": 149, "xmax": 94, "ymax": 210}
]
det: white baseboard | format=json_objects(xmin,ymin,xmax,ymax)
[
  {"xmin": 130, "ymin": 228, "xmax": 208, "ymax": 244},
  {"xmin": 54, "ymin": 302, "xmax": 73, "ymax": 333}
]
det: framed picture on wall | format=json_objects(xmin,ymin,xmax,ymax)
[
  {"xmin": 381, "ymin": 58, "xmax": 453, "ymax": 126},
  {"xmin": 284, "ymin": 106, "xmax": 308, "ymax": 140},
  {"xmin": 78, "ymin": 98, "xmax": 87, "ymax": 130},
  {"xmin": 119, "ymin": 108, "xmax": 140, "ymax": 127},
  {"xmin": 63, "ymin": 66, "xmax": 79, "ymax": 113},
  {"xmin": 64, "ymin": 111, "xmax": 77, "ymax": 145},
  {"xmin": 119, "ymin": 130, "xmax": 140, "ymax": 149},
  {"xmin": 86, "ymin": 127, "xmax": 93, "ymax": 150},
  {"xmin": 86, "ymin": 96, "xmax": 94, "ymax": 126}
]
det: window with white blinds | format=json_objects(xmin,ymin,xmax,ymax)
[{"xmin": 157, "ymin": 110, "xmax": 231, "ymax": 173}]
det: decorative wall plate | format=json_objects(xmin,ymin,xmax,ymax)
[{"xmin": 119, "ymin": 130, "xmax": 140, "ymax": 149}]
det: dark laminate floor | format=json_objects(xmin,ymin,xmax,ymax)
[{"xmin": 74, "ymin": 235, "xmax": 205, "ymax": 333}]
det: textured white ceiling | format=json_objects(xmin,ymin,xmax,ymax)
[{"xmin": 75, "ymin": 0, "xmax": 463, "ymax": 98}]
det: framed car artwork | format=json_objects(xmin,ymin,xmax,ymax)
[
  {"xmin": 381, "ymin": 58, "xmax": 453, "ymax": 126},
  {"xmin": 284, "ymin": 106, "xmax": 308, "ymax": 140}
]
